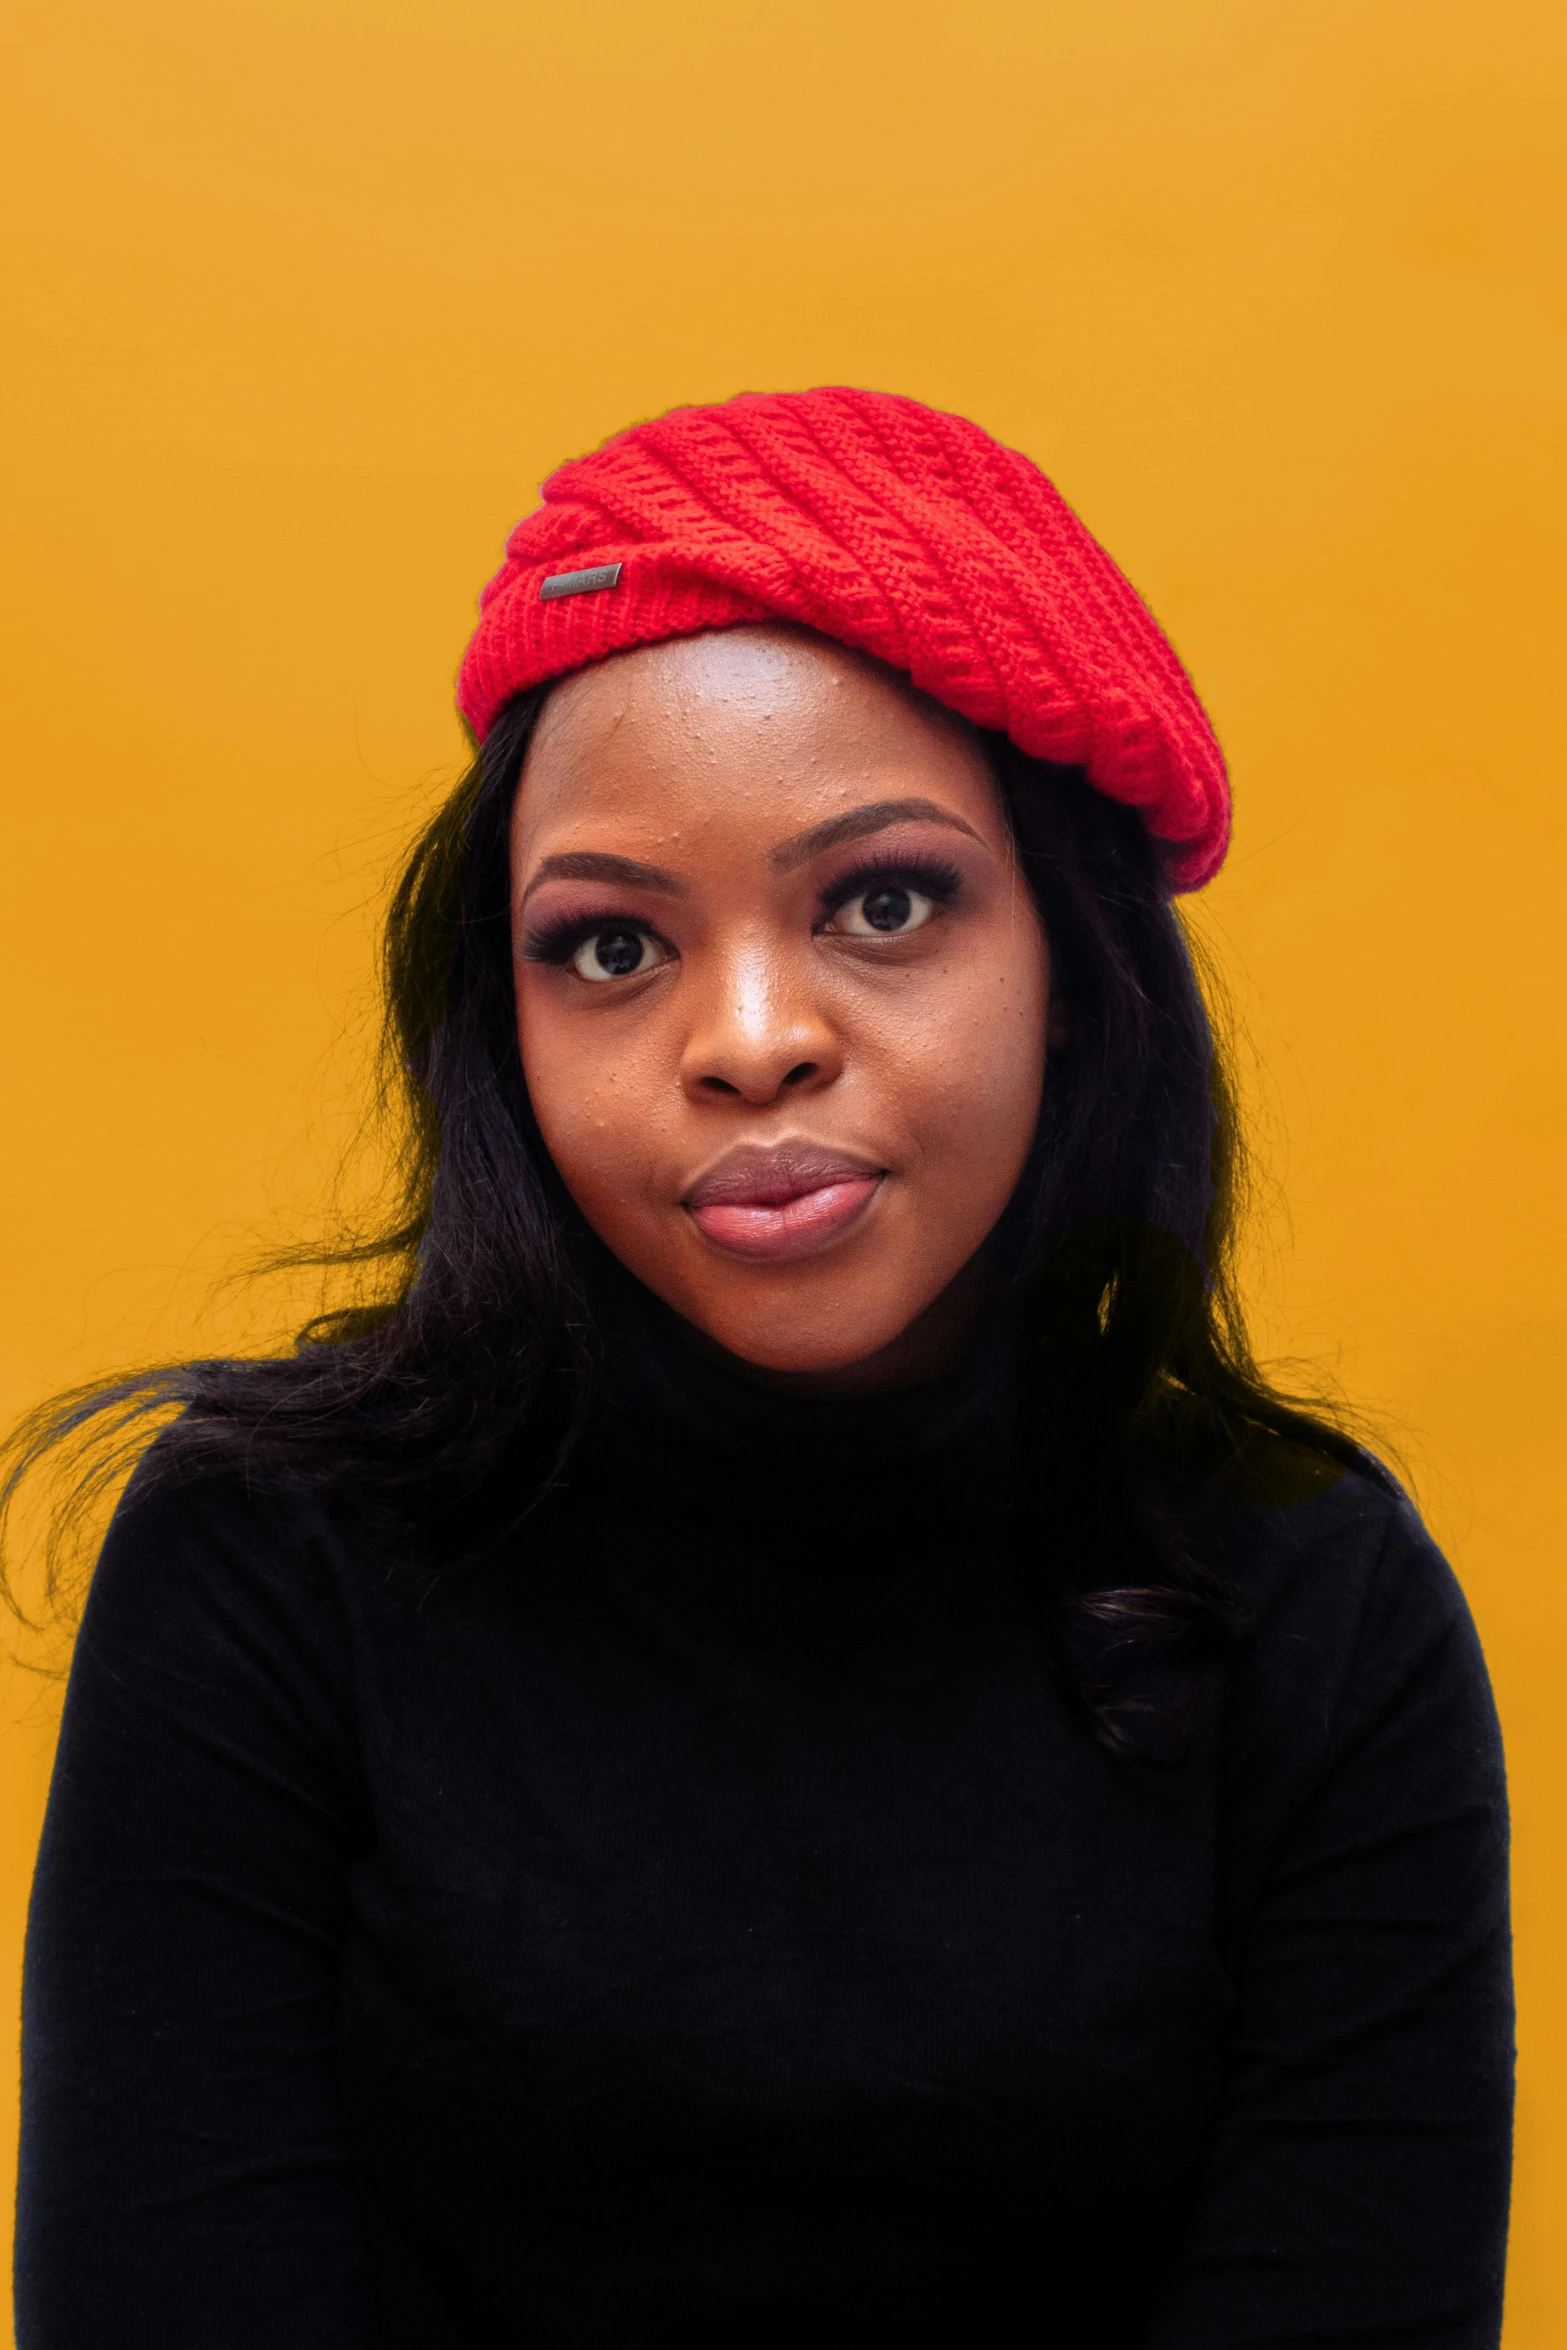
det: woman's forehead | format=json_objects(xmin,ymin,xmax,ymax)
[{"xmin": 513, "ymin": 626, "xmax": 1002, "ymax": 851}]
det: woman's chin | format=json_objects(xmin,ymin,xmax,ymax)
[
  {"xmin": 672, "ymin": 1275, "xmax": 984, "ymax": 1396},
  {"xmin": 688, "ymin": 1326, "xmax": 900, "ymax": 1384}
]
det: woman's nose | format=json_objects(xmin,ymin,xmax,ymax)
[{"xmin": 677, "ymin": 944, "xmax": 843, "ymax": 1106}]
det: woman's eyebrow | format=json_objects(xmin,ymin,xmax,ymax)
[
  {"xmin": 769, "ymin": 798, "xmax": 983, "ymax": 873},
  {"xmin": 520, "ymin": 851, "xmax": 688, "ymax": 907}
]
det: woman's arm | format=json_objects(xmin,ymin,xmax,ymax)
[
  {"xmin": 15, "ymin": 1475, "xmax": 383, "ymax": 2348},
  {"xmin": 1146, "ymin": 1490, "xmax": 1514, "ymax": 2347}
]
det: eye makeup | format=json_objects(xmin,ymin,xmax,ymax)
[
  {"xmin": 520, "ymin": 908, "xmax": 671, "ymax": 969},
  {"xmin": 814, "ymin": 852, "xmax": 963, "ymax": 929},
  {"xmin": 518, "ymin": 849, "xmax": 966, "ymax": 972}
]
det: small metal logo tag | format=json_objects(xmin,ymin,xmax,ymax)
[{"xmin": 539, "ymin": 563, "xmax": 623, "ymax": 601}]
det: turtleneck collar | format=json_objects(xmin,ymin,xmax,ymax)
[{"xmin": 568, "ymin": 1274, "xmax": 1031, "ymax": 1567}]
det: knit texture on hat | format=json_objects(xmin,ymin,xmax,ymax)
[{"xmin": 457, "ymin": 388, "xmax": 1229, "ymax": 890}]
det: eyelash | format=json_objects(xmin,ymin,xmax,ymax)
[
  {"xmin": 521, "ymin": 911, "xmax": 667, "ymax": 966},
  {"xmin": 520, "ymin": 854, "xmax": 965, "ymax": 968},
  {"xmin": 814, "ymin": 854, "xmax": 962, "ymax": 928}
]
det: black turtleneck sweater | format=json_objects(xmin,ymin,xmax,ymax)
[{"xmin": 16, "ymin": 1325, "xmax": 1512, "ymax": 2347}]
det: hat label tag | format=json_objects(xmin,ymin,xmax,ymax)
[{"xmin": 539, "ymin": 563, "xmax": 623, "ymax": 601}]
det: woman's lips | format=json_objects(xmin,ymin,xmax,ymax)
[{"xmin": 683, "ymin": 1143, "xmax": 885, "ymax": 1263}]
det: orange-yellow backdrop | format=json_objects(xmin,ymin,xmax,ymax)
[{"xmin": 3, "ymin": 0, "xmax": 1563, "ymax": 2335}]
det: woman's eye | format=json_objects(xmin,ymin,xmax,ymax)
[
  {"xmin": 569, "ymin": 926, "xmax": 663, "ymax": 982},
  {"xmin": 832, "ymin": 883, "xmax": 937, "ymax": 938}
]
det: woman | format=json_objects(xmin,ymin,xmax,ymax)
[{"xmin": 10, "ymin": 389, "xmax": 1512, "ymax": 2346}]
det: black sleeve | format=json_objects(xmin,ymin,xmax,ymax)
[
  {"xmin": 14, "ymin": 1475, "xmax": 383, "ymax": 2349},
  {"xmin": 1144, "ymin": 1489, "xmax": 1514, "ymax": 2348}
]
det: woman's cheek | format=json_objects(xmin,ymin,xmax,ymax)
[
  {"xmin": 536, "ymin": 1063, "xmax": 635, "ymax": 1183},
  {"xmin": 901, "ymin": 954, "xmax": 1048, "ymax": 1179},
  {"xmin": 528, "ymin": 1042, "xmax": 675, "ymax": 1236}
]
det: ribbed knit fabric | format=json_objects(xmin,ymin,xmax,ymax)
[
  {"xmin": 455, "ymin": 388, "xmax": 1230, "ymax": 892},
  {"xmin": 17, "ymin": 1311, "xmax": 1513, "ymax": 2345}
]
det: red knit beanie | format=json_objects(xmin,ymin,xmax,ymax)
[{"xmin": 457, "ymin": 388, "xmax": 1229, "ymax": 891}]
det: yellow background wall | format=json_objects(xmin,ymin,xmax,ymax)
[{"xmin": 3, "ymin": 0, "xmax": 1563, "ymax": 2333}]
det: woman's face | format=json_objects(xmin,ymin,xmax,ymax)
[{"xmin": 510, "ymin": 626, "xmax": 1056, "ymax": 1388}]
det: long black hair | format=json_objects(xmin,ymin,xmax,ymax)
[{"xmin": 0, "ymin": 678, "xmax": 1377, "ymax": 1740}]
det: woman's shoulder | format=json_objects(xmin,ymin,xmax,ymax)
[
  {"xmin": 1202, "ymin": 1452, "xmax": 1501, "ymax": 1804},
  {"xmin": 39, "ymin": 1460, "xmax": 377, "ymax": 1984},
  {"xmin": 84, "ymin": 1446, "xmax": 483, "ymax": 1694},
  {"xmin": 79, "ymin": 1452, "xmax": 375, "ymax": 1698},
  {"xmin": 1210, "ymin": 1448, "xmax": 1465, "ymax": 1647}
]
